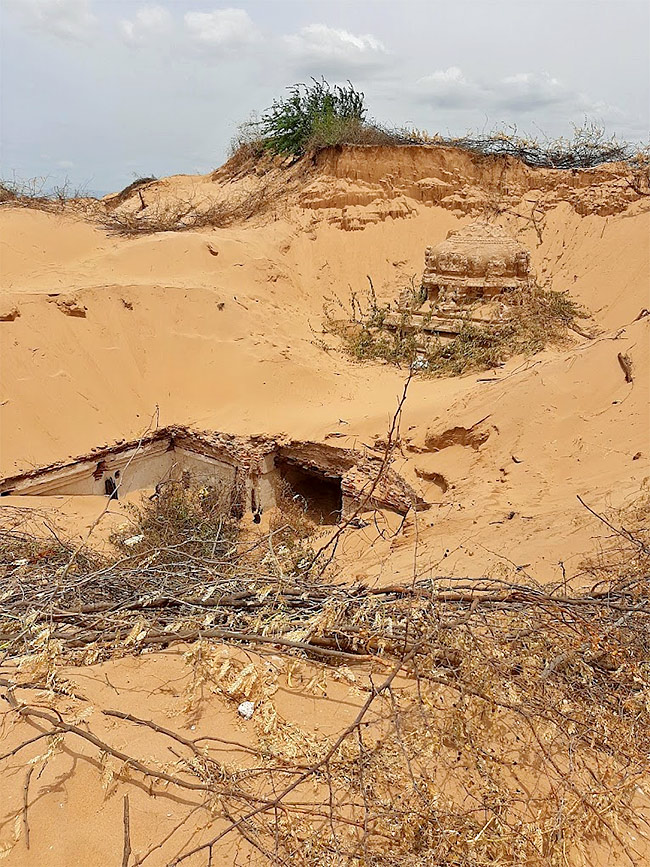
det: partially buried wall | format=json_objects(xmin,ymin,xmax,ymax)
[{"xmin": 0, "ymin": 426, "xmax": 427, "ymax": 522}]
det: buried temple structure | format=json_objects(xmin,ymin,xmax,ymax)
[
  {"xmin": 0, "ymin": 426, "xmax": 427, "ymax": 525},
  {"xmin": 421, "ymin": 221, "xmax": 534, "ymax": 305},
  {"xmin": 394, "ymin": 220, "xmax": 535, "ymax": 339}
]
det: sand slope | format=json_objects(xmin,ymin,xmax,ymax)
[{"xmin": 1, "ymin": 148, "xmax": 648, "ymax": 581}]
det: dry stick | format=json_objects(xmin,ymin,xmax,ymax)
[
  {"xmin": 2, "ymin": 691, "xmax": 220, "ymax": 794},
  {"xmin": 133, "ymin": 806, "xmax": 203, "ymax": 866},
  {"xmin": 23, "ymin": 766, "xmax": 33, "ymax": 849},
  {"xmin": 122, "ymin": 795, "xmax": 132, "ymax": 867},
  {"xmin": 310, "ymin": 371, "xmax": 413, "ymax": 570},
  {"xmin": 102, "ymin": 709, "xmax": 260, "ymax": 762},
  {"xmin": 169, "ymin": 638, "xmax": 426, "ymax": 865},
  {"xmin": 0, "ymin": 731, "xmax": 53, "ymax": 762},
  {"xmin": 221, "ymin": 803, "xmax": 289, "ymax": 867},
  {"xmin": 55, "ymin": 626, "xmax": 374, "ymax": 662}
]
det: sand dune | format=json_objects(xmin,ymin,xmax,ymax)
[{"xmin": 1, "ymin": 145, "xmax": 649, "ymax": 865}]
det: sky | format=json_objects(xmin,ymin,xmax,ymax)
[{"xmin": 1, "ymin": 0, "xmax": 648, "ymax": 193}]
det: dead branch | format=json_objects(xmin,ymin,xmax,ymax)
[
  {"xmin": 23, "ymin": 766, "xmax": 33, "ymax": 850},
  {"xmin": 122, "ymin": 795, "xmax": 132, "ymax": 867}
]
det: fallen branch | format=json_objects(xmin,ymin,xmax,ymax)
[{"xmin": 122, "ymin": 794, "xmax": 132, "ymax": 867}]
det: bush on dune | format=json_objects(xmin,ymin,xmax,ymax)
[{"xmin": 234, "ymin": 78, "xmax": 646, "ymax": 170}]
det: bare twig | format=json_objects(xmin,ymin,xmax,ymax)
[
  {"xmin": 122, "ymin": 794, "xmax": 132, "ymax": 867},
  {"xmin": 23, "ymin": 766, "xmax": 33, "ymax": 849}
]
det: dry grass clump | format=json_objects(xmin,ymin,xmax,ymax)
[
  {"xmin": 325, "ymin": 283, "xmax": 586, "ymax": 376},
  {"xmin": 113, "ymin": 476, "xmax": 241, "ymax": 560}
]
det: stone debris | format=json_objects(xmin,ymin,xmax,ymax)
[
  {"xmin": 0, "ymin": 304, "xmax": 20, "ymax": 322},
  {"xmin": 48, "ymin": 294, "xmax": 88, "ymax": 317},
  {"xmin": 237, "ymin": 701, "xmax": 255, "ymax": 720}
]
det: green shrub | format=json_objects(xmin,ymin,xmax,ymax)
[{"xmin": 255, "ymin": 78, "xmax": 368, "ymax": 156}]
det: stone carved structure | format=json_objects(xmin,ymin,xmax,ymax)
[
  {"xmin": 0, "ymin": 426, "xmax": 427, "ymax": 521},
  {"xmin": 389, "ymin": 220, "xmax": 535, "ymax": 341},
  {"xmin": 421, "ymin": 221, "xmax": 533, "ymax": 306}
]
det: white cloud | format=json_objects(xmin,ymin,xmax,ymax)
[
  {"xmin": 417, "ymin": 67, "xmax": 604, "ymax": 118},
  {"xmin": 10, "ymin": 0, "xmax": 96, "ymax": 41},
  {"xmin": 496, "ymin": 72, "xmax": 599, "ymax": 113},
  {"xmin": 184, "ymin": 9, "xmax": 258, "ymax": 49},
  {"xmin": 120, "ymin": 6, "xmax": 173, "ymax": 44},
  {"xmin": 416, "ymin": 67, "xmax": 474, "ymax": 108},
  {"xmin": 284, "ymin": 24, "xmax": 389, "ymax": 73}
]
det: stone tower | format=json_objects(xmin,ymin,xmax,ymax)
[{"xmin": 422, "ymin": 221, "xmax": 533, "ymax": 307}]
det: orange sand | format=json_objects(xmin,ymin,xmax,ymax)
[{"xmin": 1, "ymin": 145, "xmax": 649, "ymax": 864}]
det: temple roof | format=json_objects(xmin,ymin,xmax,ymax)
[{"xmin": 423, "ymin": 221, "xmax": 533, "ymax": 289}]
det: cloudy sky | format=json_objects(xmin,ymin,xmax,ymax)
[{"xmin": 1, "ymin": 0, "xmax": 648, "ymax": 192}]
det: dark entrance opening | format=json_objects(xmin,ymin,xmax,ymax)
[{"xmin": 276, "ymin": 459, "xmax": 343, "ymax": 525}]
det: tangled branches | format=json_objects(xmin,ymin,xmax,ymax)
[
  {"xmin": 0, "ymin": 488, "xmax": 649, "ymax": 864},
  {"xmin": 97, "ymin": 184, "xmax": 271, "ymax": 236},
  {"xmin": 435, "ymin": 122, "xmax": 636, "ymax": 170}
]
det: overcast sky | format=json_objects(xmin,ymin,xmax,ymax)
[{"xmin": 1, "ymin": 0, "xmax": 648, "ymax": 192}]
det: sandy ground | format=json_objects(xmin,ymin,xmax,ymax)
[{"xmin": 1, "ymin": 145, "xmax": 649, "ymax": 864}]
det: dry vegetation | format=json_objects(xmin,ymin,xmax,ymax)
[
  {"xmin": 1, "ymin": 76, "xmax": 648, "ymax": 867},
  {"xmin": 234, "ymin": 79, "xmax": 646, "ymax": 170},
  {"xmin": 2, "ymin": 81, "xmax": 647, "ymax": 242},
  {"xmin": 0, "ymin": 176, "xmax": 95, "ymax": 213},
  {"xmin": 324, "ymin": 282, "xmax": 587, "ymax": 376},
  {"xmin": 97, "ymin": 183, "xmax": 271, "ymax": 236},
  {"xmin": 1, "ymin": 473, "xmax": 649, "ymax": 865}
]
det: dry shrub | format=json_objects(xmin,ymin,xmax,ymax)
[
  {"xmin": 0, "ymin": 176, "xmax": 95, "ymax": 212},
  {"xmin": 325, "ymin": 283, "xmax": 587, "ymax": 376},
  {"xmin": 374, "ymin": 121, "xmax": 644, "ymax": 170},
  {"xmin": 0, "ymin": 183, "xmax": 18, "ymax": 203},
  {"xmin": 98, "ymin": 184, "xmax": 270, "ymax": 236},
  {"xmin": 224, "ymin": 127, "xmax": 268, "ymax": 176},
  {"xmin": 434, "ymin": 121, "xmax": 637, "ymax": 169},
  {"xmin": 114, "ymin": 475, "xmax": 240, "ymax": 561}
]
